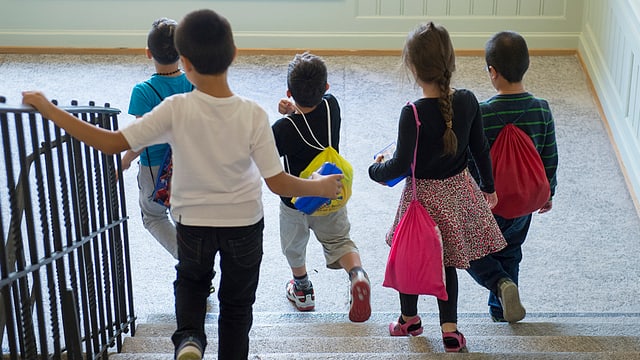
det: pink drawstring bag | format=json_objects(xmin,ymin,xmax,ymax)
[{"xmin": 382, "ymin": 102, "xmax": 448, "ymax": 300}]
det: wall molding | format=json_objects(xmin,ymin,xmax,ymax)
[
  {"xmin": 577, "ymin": 0, "xmax": 640, "ymax": 214},
  {"xmin": 0, "ymin": 46, "xmax": 577, "ymax": 57}
]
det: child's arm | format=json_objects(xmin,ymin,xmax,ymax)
[
  {"xmin": 264, "ymin": 171, "xmax": 343, "ymax": 199},
  {"xmin": 121, "ymin": 115, "xmax": 144, "ymax": 170},
  {"xmin": 121, "ymin": 149, "xmax": 142, "ymax": 171},
  {"xmin": 22, "ymin": 91, "xmax": 130, "ymax": 155}
]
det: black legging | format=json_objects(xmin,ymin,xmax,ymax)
[{"xmin": 399, "ymin": 266, "xmax": 458, "ymax": 325}]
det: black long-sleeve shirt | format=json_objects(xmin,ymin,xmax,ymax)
[
  {"xmin": 272, "ymin": 94, "xmax": 342, "ymax": 208},
  {"xmin": 369, "ymin": 89, "xmax": 494, "ymax": 193}
]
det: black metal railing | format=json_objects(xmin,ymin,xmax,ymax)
[{"xmin": 0, "ymin": 97, "xmax": 135, "ymax": 359}]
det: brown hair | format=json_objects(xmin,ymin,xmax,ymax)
[{"xmin": 402, "ymin": 22, "xmax": 458, "ymax": 156}]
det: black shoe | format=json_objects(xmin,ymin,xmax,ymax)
[{"xmin": 176, "ymin": 336, "xmax": 203, "ymax": 360}]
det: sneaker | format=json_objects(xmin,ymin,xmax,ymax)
[
  {"xmin": 389, "ymin": 315, "xmax": 423, "ymax": 336},
  {"xmin": 490, "ymin": 314, "xmax": 507, "ymax": 323},
  {"xmin": 442, "ymin": 330, "xmax": 468, "ymax": 353},
  {"xmin": 348, "ymin": 270, "xmax": 371, "ymax": 322},
  {"xmin": 286, "ymin": 279, "xmax": 315, "ymax": 311},
  {"xmin": 497, "ymin": 278, "xmax": 526, "ymax": 323},
  {"xmin": 176, "ymin": 337, "xmax": 203, "ymax": 360}
]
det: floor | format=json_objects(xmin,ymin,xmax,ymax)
[{"xmin": 1, "ymin": 53, "xmax": 639, "ymax": 325}]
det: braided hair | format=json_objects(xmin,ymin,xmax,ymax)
[{"xmin": 402, "ymin": 22, "xmax": 458, "ymax": 156}]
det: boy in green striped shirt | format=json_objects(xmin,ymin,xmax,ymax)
[{"xmin": 467, "ymin": 31, "xmax": 558, "ymax": 323}]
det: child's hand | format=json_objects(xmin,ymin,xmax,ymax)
[
  {"xmin": 482, "ymin": 191, "xmax": 498, "ymax": 209},
  {"xmin": 22, "ymin": 91, "xmax": 54, "ymax": 114},
  {"xmin": 278, "ymin": 98, "xmax": 295, "ymax": 115},
  {"xmin": 121, "ymin": 157, "xmax": 132, "ymax": 172},
  {"xmin": 374, "ymin": 154, "xmax": 385, "ymax": 163},
  {"xmin": 538, "ymin": 199, "xmax": 553, "ymax": 214},
  {"xmin": 311, "ymin": 173, "xmax": 343, "ymax": 199}
]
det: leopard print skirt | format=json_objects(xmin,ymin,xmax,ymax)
[{"xmin": 386, "ymin": 169, "xmax": 507, "ymax": 269}]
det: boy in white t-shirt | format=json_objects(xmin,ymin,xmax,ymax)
[{"xmin": 22, "ymin": 9, "xmax": 342, "ymax": 360}]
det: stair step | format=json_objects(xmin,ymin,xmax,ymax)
[
  {"xmin": 134, "ymin": 321, "xmax": 639, "ymax": 338},
  {"xmin": 120, "ymin": 335, "xmax": 640, "ymax": 354},
  {"xmin": 109, "ymin": 351, "xmax": 640, "ymax": 360},
  {"xmin": 110, "ymin": 312, "xmax": 640, "ymax": 359}
]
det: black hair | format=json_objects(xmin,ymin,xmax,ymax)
[
  {"xmin": 485, "ymin": 31, "xmax": 530, "ymax": 83},
  {"xmin": 287, "ymin": 52, "xmax": 327, "ymax": 108},
  {"xmin": 147, "ymin": 18, "xmax": 179, "ymax": 65},
  {"xmin": 175, "ymin": 9, "xmax": 235, "ymax": 75}
]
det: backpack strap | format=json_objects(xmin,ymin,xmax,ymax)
[
  {"xmin": 143, "ymin": 81, "xmax": 166, "ymax": 184},
  {"xmin": 139, "ymin": 80, "xmax": 193, "ymax": 181},
  {"xmin": 144, "ymin": 81, "xmax": 164, "ymax": 102},
  {"xmin": 487, "ymin": 97, "xmax": 537, "ymax": 126},
  {"xmin": 407, "ymin": 102, "xmax": 421, "ymax": 201},
  {"xmin": 285, "ymin": 98, "xmax": 332, "ymax": 151}
]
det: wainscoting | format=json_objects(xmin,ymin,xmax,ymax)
[{"xmin": 579, "ymin": 0, "xmax": 640, "ymax": 210}]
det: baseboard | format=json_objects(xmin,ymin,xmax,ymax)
[{"xmin": 0, "ymin": 46, "xmax": 576, "ymax": 57}]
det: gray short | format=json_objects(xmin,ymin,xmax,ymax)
[{"xmin": 279, "ymin": 202, "xmax": 358, "ymax": 269}]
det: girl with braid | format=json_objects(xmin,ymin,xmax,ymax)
[{"xmin": 369, "ymin": 22, "xmax": 506, "ymax": 353}]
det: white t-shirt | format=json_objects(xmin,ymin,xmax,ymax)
[{"xmin": 121, "ymin": 90, "xmax": 284, "ymax": 227}]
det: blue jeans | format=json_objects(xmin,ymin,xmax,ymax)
[
  {"xmin": 171, "ymin": 219, "xmax": 264, "ymax": 360},
  {"xmin": 466, "ymin": 214, "xmax": 532, "ymax": 318}
]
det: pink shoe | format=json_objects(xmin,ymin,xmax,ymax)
[
  {"xmin": 389, "ymin": 316, "xmax": 423, "ymax": 336},
  {"xmin": 442, "ymin": 330, "xmax": 468, "ymax": 353}
]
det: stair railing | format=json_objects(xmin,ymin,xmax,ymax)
[{"xmin": 0, "ymin": 97, "xmax": 135, "ymax": 359}]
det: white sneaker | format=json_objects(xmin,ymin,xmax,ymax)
[{"xmin": 286, "ymin": 279, "xmax": 315, "ymax": 311}]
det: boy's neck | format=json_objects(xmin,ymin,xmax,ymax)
[
  {"xmin": 192, "ymin": 73, "xmax": 234, "ymax": 98},
  {"xmin": 154, "ymin": 63, "xmax": 182, "ymax": 77},
  {"xmin": 294, "ymin": 103, "xmax": 318, "ymax": 114},
  {"xmin": 496, "ymin": 81, "xmax": 526, "ymax": 95}
]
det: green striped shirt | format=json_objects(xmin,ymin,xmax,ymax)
[{"xmin": 480, "ymin": 92, "xmax": 558, "ymax": 197}]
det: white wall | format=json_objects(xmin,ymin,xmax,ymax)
[
  {"xmin": 579, "ymin": 0, "xmax": 640, "ymax": 205},
  {"xmin": 0, "ymin": 0, "xmax": 583, "ymax": 50}
]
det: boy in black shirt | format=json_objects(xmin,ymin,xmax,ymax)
[{"xmin": 272, "ymin": 52, "xmax": 371, "ymax": 323}]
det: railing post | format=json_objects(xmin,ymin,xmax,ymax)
[{"xmin": 61, "ymin": 288, "xmax": 83, "ymax": 360}]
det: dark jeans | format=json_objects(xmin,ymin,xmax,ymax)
[
  {"xmin": 171, "ymin": 219, "xmax": 264, "ymax": 360},
  {"xmin": 466, "ymin": 214, "xmax": 532, "ymax": 318},
  {"xmin": 399, "ymin": 266, "xmax": 458, "ymax": 325}
]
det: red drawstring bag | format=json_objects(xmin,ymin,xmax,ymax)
[
  {"xmin": 382, "ymin": 102, "xmax": 448, "ymax": 300},
  {"xmin": 490, "ymin": 122, "xmax": 550, "ymax": 219}
]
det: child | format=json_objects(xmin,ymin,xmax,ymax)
[
  {"xmin": 121, "ymin": 17, "xmax": 193, "ymax": 260},
  {"xmin": 466, "ymin": 31, "xmax": 558, "ymax": 323},
  {"xmin": 271, "ymin": 52, "xmax": 371, "ymax": 322},
  {"xmin": 22, "ymin": 9, "xmax": 343, "ymax": 360},
  {"xmin": 368, "ymin": 22, "xmax": 507, "ymax": 353}
]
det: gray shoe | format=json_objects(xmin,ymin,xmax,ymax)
[
  {"xmin": 497, "ymin": 278, "xmax": 526, "ymax": 323},
  {"xmin": 176, "ymin": 337, "xmax": 203, "ymax": 360}
]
